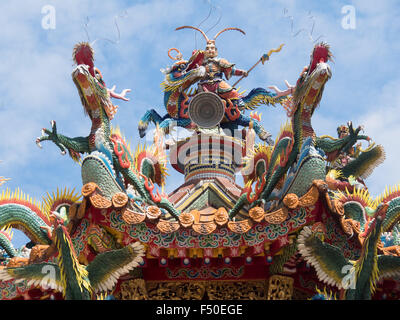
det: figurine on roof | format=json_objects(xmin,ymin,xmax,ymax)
[
  {"xmin": 138, "ymin": 26, "xmax": 288, "ymax": 143},
  {"xmin": 322, "ymin": 122, "xmax": 385, "ymax": 192},
  {"xmin": 176, "ymin": 26, "xmax": 248, "ymax": 108},
  {"xmin": 333, "ymin": 124, "xmax": 360, "ymax": 169}
]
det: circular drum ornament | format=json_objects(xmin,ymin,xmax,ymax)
[{"xmin": 188, "ymin": 92, "xmax": 225, "ymax": 128}]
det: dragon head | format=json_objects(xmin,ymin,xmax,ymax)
[
  {"xmin": 308, "ymin": 42, "xmax": 333, "ymax": 75},
  {"xmin": 294, "ymin": 42, "xmax": 333, "ymax": 109},
  {"xmin": 39, "ymin": 211, "xmax": 66, "ymax": 243},
  {"xmin": 73, "ymin": 42, "xmax": 95, "ymax": 77},
  {"xmin": 362, "ymin": 203, "xmax": 388, "ymax": 239},
  {"xmin": 71, "ymin": 42, "xmax": 115, "ymax": 119},
  {"xmin": 50, "ymin": 211, "xmax": 67, "ymax": 228}
]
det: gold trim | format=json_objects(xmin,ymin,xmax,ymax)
[
  {"xmin": 115, "ymin": 279, "xmax": 149, "ymax": 300},
  {"xmin": 115, "ymin": 278, "xmax": 296, "ymax": 300},
  {"xmin": 81, "ymin": 182, "xmax": 97, "ymax": 197},
  {"xmin": 76, "ymin": 198, "xmax": 87, "ymax": 219}
]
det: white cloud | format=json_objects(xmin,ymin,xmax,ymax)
[{"xmin": 356, "ymin": 79, "xmax": 400, "ymax": 197}]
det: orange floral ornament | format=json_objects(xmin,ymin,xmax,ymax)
[
  {"xmin": 179, "ymin": 212, "xmax": 195, "ymax": 228},
  {"xmin": 249, "ymin": 207, "xmax": 265, "ymax": 222},
  {"xmin": 283, "ymin": 193, "xmax": 299, "ymax": 209},
  {"xmin": 146, "ymin": 205, "xmax": 162, "ymax": 220},
  {"xmin": 214, "ymin": 208, "xmax": 229, "ymax": 226}
]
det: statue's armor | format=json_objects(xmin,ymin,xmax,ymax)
[
  {"xmin": 202, "ymin": 57, "xmax": 229, "ymax": 82},
  {"xmin": 199, "ymin": 57, "xmax": 246, "ymax": 98}
]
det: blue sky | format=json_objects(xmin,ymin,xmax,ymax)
[{"xmin": 1, "ymin": 0, "xmax": 400, "ymax": 247}]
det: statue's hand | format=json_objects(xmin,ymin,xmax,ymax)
[{"xmin": 36, "ymin": 120, "xmax": 67, "ymax": 155}]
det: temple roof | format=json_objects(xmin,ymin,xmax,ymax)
[{"xmin": 168, "ymin": 176, "xmax": 248, "ymax": 220}]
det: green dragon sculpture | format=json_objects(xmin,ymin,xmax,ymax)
[
  {"xmin": 298, "ymin": 198, "xmax": 400, "ymax": 300},
  {"xmin": 0, "ymin": 212, "xmax": 145, "ymax": 300},
  {"xmin": 230, "ymin": 42, "xmax": 382, "ymax": 218},
  {"xmin": 0, "ymin": 36, "xmax": 396, "ymax": 301},
  {"xmin": 35, "ymin": 42, "xmax": 180, "ymax": 220}
]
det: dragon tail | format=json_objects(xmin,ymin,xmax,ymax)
[{"xmin": 242, "ymin": 87, "xmax": 288, "ymax": 110}]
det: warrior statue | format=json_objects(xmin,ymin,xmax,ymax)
[
  {"xmin": 333, "ymin": 124, "xmax": 361, "ymax": 169},
  {"xmin": 138, "ymin": 26, "xmax": 288, "ymax": 144},
  {"xmin": 175, "ymin": 26, "xmax": 248, "ymax": 110}
]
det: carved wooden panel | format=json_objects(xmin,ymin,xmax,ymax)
[
  {"xmin": 267, "ymin": 275, "xmax": 294, "ymax": 300},
  {"xmin": 115, "ymin": 277, "xmax": 294, "ymax": 300}
]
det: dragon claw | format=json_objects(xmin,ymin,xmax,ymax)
[
  {"xmin": 285, "ymin": 80, "xmax": 294, "ymax": 89},
  {"xmin": 347, "ymin": 121, "xmax": 353, "ymax": 131},
  {"xmin": 139, "ymin": 128, "xmax": 146, "ymax": 138},
  {"xmin": 50, "ymin": 120, "xmax": 57, "ymax": 133},
  {"xmin": 138, "ymin": 122, "xmax": 148, "ymax": 138},
  {"xmin": 35, "ymin": 138, "xmax": 43, "ymax": 149},
  {"xmin": 259, "ymin": 129, "xmax": 274, "ymax": 145}
]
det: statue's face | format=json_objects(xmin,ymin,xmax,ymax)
[
  {"xmin": 337, "ymin": 126, "xmax": 349, "ymax": 138},
  {"xmin": 205, "ymin": 42, "xmax": 217, "ymax": 58}
]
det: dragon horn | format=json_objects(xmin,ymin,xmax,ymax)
[
  {"xmin": 213, "ymin": 27, "xmax": 246, "ymax": 40},
  {"xmin": 175, "ymin": 26, "xmax": 209, "ymax": 42}
]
